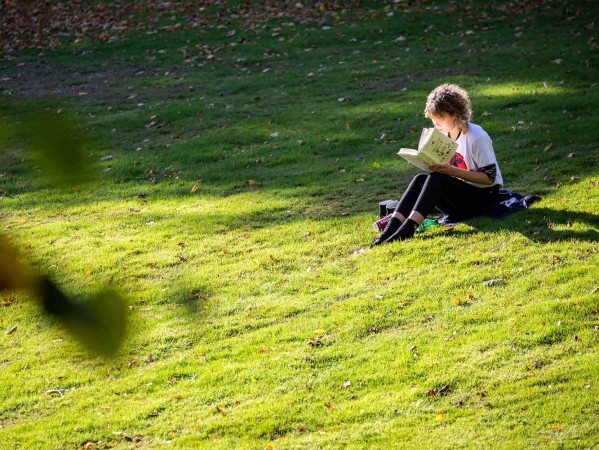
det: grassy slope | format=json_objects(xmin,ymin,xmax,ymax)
[{"xmin": 1, "ymin": 1, "xmax": 598, "ymax": 449}]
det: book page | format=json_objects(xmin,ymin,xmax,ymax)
[
  {"xmin": 418, "ymin": 128, "xmax": 433, "ymax": 150},
  {"xmin": 420, "ymin": 129, "xmax": 457, "ymax": 164},
  {"xmin": 397, "ymin": 129, "xmax": 458, "ymax": 171},
  {"xmin": 397, "ymin": 148, "xmax": 434, "ymax": 171}
]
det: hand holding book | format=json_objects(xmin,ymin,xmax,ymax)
[
  {"xmin": 427, "ymin": 163, "xmax": 455, "ymax": 175},
  {"xmin": 397, "ymin": 128, "xmax": 458, "ymax": 171}
]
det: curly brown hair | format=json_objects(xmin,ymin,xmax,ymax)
[{"xmin": 424, "ymin": 84, "xmax": 472, "ymax": 133}]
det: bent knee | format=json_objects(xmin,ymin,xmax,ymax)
[
  {"xmin": 413, "ymin": 173, "xmax": 429, "ymax": 182},
  {"xmin": 428, "ymin": 172, "xmax": 451, "ymax": 183}
]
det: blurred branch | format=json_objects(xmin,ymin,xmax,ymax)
[{"xmin": 1, "ymin": 235, "xmax": 127, "ymax": 356}]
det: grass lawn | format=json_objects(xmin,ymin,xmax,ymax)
[{"xmin": 1, "ymin": 1, "xmax": 598, "ymax": 448}]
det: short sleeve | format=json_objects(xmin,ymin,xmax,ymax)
[
  {"xmin": 471, "ymin": 135, "xmax": 499, "ymax": 183},
  {"xmin": 471, "ymin": 135, "xmax": 497, "ymax": 168}
]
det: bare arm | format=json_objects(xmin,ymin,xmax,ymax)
[{"xmin": 428, "ymin": 163, "xmax": 493, "ymax": 186}]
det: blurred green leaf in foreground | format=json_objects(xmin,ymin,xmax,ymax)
[
  {"xmin": 0, "ymin": 107, "xmax": 126, "ymax": 356},
  {"xmin": 27, "ymin": 111, "xmax": 94, "ymax": 187}
]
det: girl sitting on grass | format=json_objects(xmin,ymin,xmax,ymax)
[{"xmin": 372, "ymin": 83, "xmax": 503, "ymax": 246}]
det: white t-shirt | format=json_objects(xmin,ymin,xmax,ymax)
[{"xmin": 450, "ymin": 123, "xmax": 503, "ymax": 187}]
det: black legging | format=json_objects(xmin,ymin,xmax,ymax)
[{"xmin": 395, "ymin": 172, "xmax": 500, "ymax": 220}]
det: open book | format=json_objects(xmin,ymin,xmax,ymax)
[{"xmin": 398, "ymin": 128, "xmax": 458, "ymax": 171}]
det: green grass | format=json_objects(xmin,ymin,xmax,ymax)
[{"xmin": 1, "ymin": 1, "xmax": 598, "ymax": 448}]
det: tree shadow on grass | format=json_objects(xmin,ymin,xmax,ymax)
[{"xmin": 432, "ymin": 207, "xmax": 599, "ymax": 244}]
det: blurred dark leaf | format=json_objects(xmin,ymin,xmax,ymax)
[
  {"xmin": 0, "ymin": 236, "xmax": 29, "ymax": 291},
  {"xmin": 1, "ymin": 236, "xmax": 127, "ymax": 357},
  {"xmin": 40, "ymin": 277, "xmax": 127, "ymax": 357}
]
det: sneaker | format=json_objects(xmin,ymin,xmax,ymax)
[{"xmin": 373, "ymin": 214, "xmax": 392, "ymax": 232}]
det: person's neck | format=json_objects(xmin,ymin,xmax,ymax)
[{"xmin": 449, "ymin": 127, "xmax": 461, "ymax": 140}]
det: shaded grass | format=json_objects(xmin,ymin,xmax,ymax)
[{"xmin": 1, "ymin": 1, "xmax": 598, "ymax": 449}]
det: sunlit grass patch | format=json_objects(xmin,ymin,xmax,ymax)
[
  {"xmin": 1, "ymin": 1, "xmax": 598, "ymax": 449},
  {"xmin": 475, "ymin": 82, "xmax": 574, "ymax": 98}
]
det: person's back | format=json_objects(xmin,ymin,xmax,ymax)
[{"xmin": 452, "ymin": 122, "xmax": 503, "ymax": 188}]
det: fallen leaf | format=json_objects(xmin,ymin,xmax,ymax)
[
  {"xmin": 2, "ymin": 297, "xmax": 17, "ymax": 307},
  {"xmin": 482, "ymin": 279, "xmax": 505, "ymax": 287},
  {"xmin": 44, "ymin": 389, "xmax": 65, "ymax": 397},
  {"xmin": 427, "ymin": 384, "xmax": 451, "ymax": 397},
  {"xmin": 5, "ymin": 325, "xmax": 17, "ymax": 335},
  {"xmin": 308, "ymin": 336, "xmax": 323, "ymax": 347},
  {"xmin": 191, "ymin": 184, "xmax": 200, "ymax": 192},
  {"xmin": 426, "ymin": 387, "xmax": 437, "ymax": 396},
  {"xmin": 439, "ymin": 385, "xmax": 451, "ymax": 395}
]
